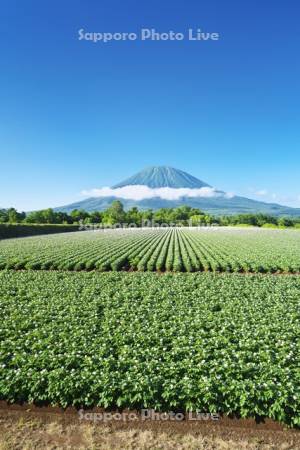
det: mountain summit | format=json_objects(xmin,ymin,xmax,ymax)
[
  {"xmin": 54, "ymin": 166, "xmax": 300, "ymax": 216},
  {"xmin": 113, "ymin": 166, "xmax": 211, "ymax": 189}
]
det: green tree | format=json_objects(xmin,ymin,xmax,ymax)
[
  {"xmin": 126, "ymin": 207, "xmax": 142, "ymax": 226},
  {"xmin": 70, "ymin": 209, "xmax": 89, "ymax": 223},
  {"xmin": 0, "ymin": 209, "xmax": 8, "ymax": 223},
  {"xmin": 278, "ymin": 217, "xmax": 293, "ymax": 227},
  {"xmin": 104, "ymin": 201, "xmax": 125, "ymax": 224},
  {"xmin": 189, "ymin": 214, "xmax": 206, "ymax": 226},
  {"xmin": 6, "ymin": 208, "xmax": 25, "ymax": 223},
  {"xmin": 7, "ymin": 208, "xmax": 18, "ymax": 223},
  {"xmin": 89, "ymin": 211, "xmax": 103, "ymax": 224}
]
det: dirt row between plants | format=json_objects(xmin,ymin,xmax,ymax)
[{"xmin": 2, "ymin": 268, "xmax": 300, "ymax": 275}]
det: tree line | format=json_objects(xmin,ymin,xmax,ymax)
[{"xmin": 1, "ymin": 201, "xmax": 299, "ymax": 228}]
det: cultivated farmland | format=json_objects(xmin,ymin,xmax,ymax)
[
  {"xmin": 0, "ymin": 271, "xmax": 299, "ymax": 425},
  {"xmin": 0, "ymin": 227, "xmax": 300, "ymax": 273},
  {"xmin": 1, "ymin": 227, "xmax": 300, "ymax": 428}
]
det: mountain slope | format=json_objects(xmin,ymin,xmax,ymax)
[
  {"xmin": 55, "ymin": 195, "xmax": 300, "ymax": 216},
  {"xmin": 54, "ymin": 166, "xmax": 300, "ymax": 216},
  {"xmin": 113, "ymin": 166, "xmax": 211, "ymax": 189}
]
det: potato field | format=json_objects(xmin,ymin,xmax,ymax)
[
  {"xmin": 0, "ymin": 228, "xmax": 299, "ymax": 427},
  {"xmin": 0, "ymin": 271, "xmax": 299, "ymax": 425},
  {"xmin": 0, "ymin": 227, "xmax": 300, "ymax": 273}
]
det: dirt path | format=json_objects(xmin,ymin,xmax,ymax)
[{"xmin": 0, "ymin": 403, "xmax": 299, "ymax": 449}]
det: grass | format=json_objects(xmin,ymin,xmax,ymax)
[{"xmin": 0, "ymin": 415, "xmax": 299, "ymax": 450}]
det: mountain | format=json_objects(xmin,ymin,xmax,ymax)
[
  {"xmin": 55, "ymin": 195, "xmax": 300, "ymax": 216},
  {"xmin": 113, "ymin": 166, "xmax": 211, "ymax": 189},
  {"xmin": 55, "ymin": 166, "xmax": 300, "ymax": 216}
]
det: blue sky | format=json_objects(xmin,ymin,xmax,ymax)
[{"xmin": 0, "ymin": 0, "xmax": 299, "ymax": 210}]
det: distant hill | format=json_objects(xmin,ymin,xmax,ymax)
[
  {"xmin": 55, "ymin": 195, "xmax": 300, "ymax": 216},
  {"xmin": 55, "ymin": 166, "xmax": 300, "ymax": 216}
]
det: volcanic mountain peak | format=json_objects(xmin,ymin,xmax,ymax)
[
  {"xmin": 112, "ymin": 166, "xmax": 211, "ymax": 189},
  {"xmin": 54, "ymin": 166, "xmax": 300, "ymax": 217}
]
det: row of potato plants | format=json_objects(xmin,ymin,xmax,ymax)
[
  {"xmin": 0, "ymin": 228, "xmax": 300, "ymax": 273},
  {"xmin": 0, "ymin": 270, "xmax": 299, "ymax": 426}
]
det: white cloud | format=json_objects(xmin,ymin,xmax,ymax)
[
  {"xmin": 249, "ymin": 188, "xmax": 300, "ymax": 207},
  {"xmin": 81, "ymin": 185, "xmax": 232, "ymax": 201},
  {"xmin": 224, "ymin": 192, "xmax": 235, "ymax": 199},
  {"xmin": 255, "ymin": 189, "xmax": 268, "ymax": 197}
]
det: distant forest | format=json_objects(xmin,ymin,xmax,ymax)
[{"xmin": 1, "ymin": 201, "xmax": 300, "ymax": 228}]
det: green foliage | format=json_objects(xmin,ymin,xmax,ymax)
[
  {"xmin": 1, "ymin": 205, "xmax": 299, "ymax": 228},
  {"xmin": 0, "ymin": 271, "xmax": 299, "ymax": 426},
  {"xmin": 69, "ymin": 209, "xmax": 89, "ymax": 223},
  {"xmin": 278, "ymin": 217, "xmax": 294, "ymax": 227},
  {"xmin": 103, "ymin": 200, "xmax": 125, "ymax": 225},
  {"xmin": 25, "ymin": 209, "xmax": 73, "ymax": 224},
  {"xmin": 0, "ymin": 224, "xmax": 80, "ymax": 239},
  {"xmin": 262, "ymin": 223, "xmax": 279, "ymax": 229},
  {"xmin": 0, "ymin": 208, "xmax": 25, "ymax": 224},
  {"xmin": 1, "ymin": 228, "xmax": 299, "ymax": 273}
]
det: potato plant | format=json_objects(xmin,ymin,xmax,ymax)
[
  {"xmin": 0, "ymin": 228, "xmax": 300, "ymax": 273},
  {"xmin": 0, "ymin": 271, "xmax": 299, "ymax": 426}
]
